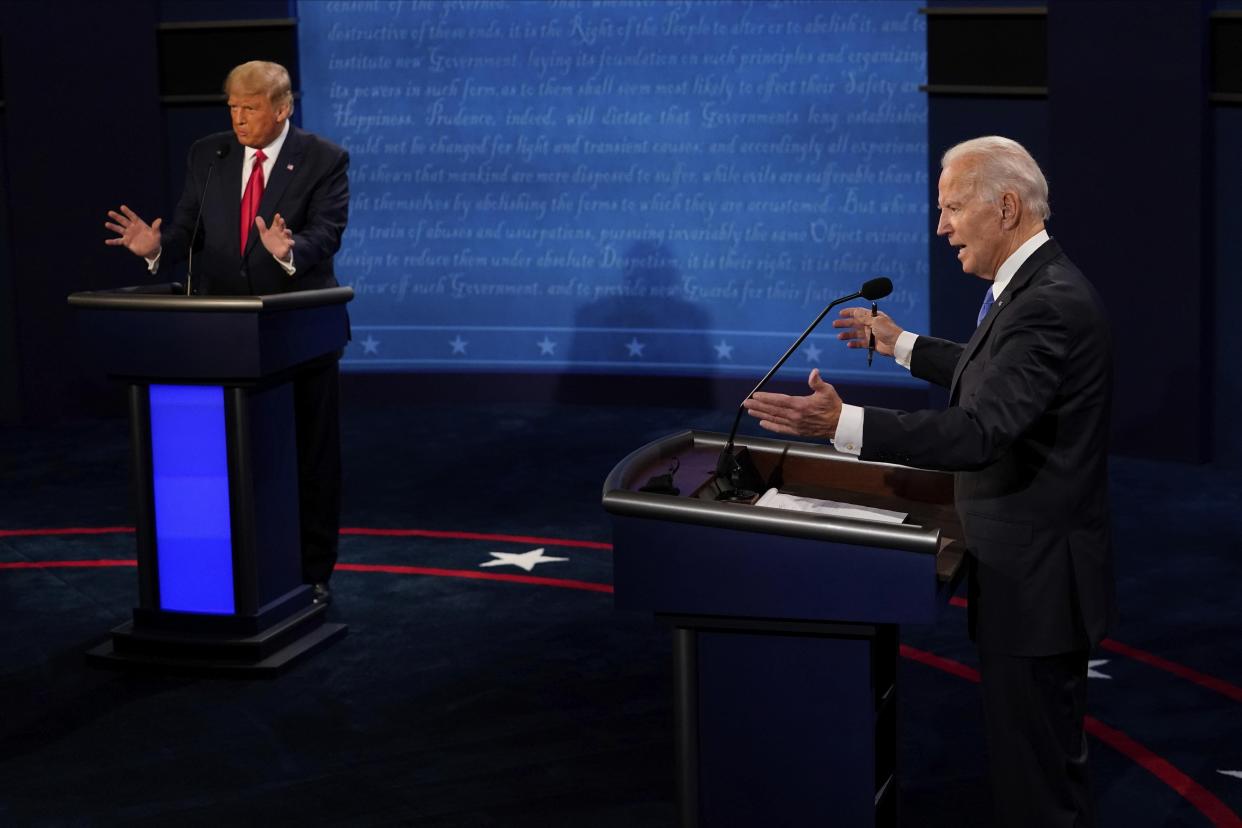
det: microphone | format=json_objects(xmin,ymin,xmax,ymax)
[
  {"xmin": 185, "ymin": 143, "xmax": 231, "ymax": 296},
  {"xmin": 714, "ymin": 276, "xmax": 894, "ymax": 501}
]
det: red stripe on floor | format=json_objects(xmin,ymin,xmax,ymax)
[
  {"xmin": 900, "ymin": 645, "xmax": 1242, "ymax": 827},
  {"xmin": 1086, "ymin": 718, "xmax": 1242, "ymax": 827},
  {"xmin": 0, "ymin": 527, "xmax": 134, "ymax": 537},
  {"xmin": 899, "ymin": 643, "xmax": 980, "ymax": 683},
  {"xmin": 0, "ymin": 558, "xmax": 612, "ymax": 594},
  {"xmin": 947, "ymin": 597, "xmax": 1242, "ymax": 704},
  {"xmin": 1099, "ymin": 638, "xmax": 1242, "ymax": 704},
  {"xmin": 337, "ymin": 563, "xmax": 613, "ymax": 593}
]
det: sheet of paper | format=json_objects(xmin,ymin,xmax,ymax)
[{"xmin": 755, "ymin": 488, "xmax": 907, "ymax": 525}]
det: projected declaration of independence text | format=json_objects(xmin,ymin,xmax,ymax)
[{"xmin": 299, "ymin": 0, "xmax": 928, "ymax": 377}]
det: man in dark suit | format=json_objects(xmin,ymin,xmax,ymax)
[
  {"xmin": 105, "ymin": 60, "xmax": 349, "ymax": 605},
  {"xmin": 743, "ymin": 136, "xmax": 1115, "ymax": 827}
]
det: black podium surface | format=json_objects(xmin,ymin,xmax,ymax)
[
  {"xmin": 603, "ymin": 430, "xmax": 966, "ymax": 827},
  {"xmin": 68, "ymin": 283, "xmax": 352, "ymax": 675}
]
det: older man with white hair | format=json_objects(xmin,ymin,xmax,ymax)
[{"xmin": 744, "ymin": 136, "xmax": 1115, "ymax": 827}]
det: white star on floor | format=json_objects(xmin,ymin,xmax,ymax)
[
  {"xmin": 449, "ymin": 335, "xmax": 469, "ymax": 355},
  {"xmin": 360, "ymin": 335, "xmax": 380, "ymax": 355},
  {"xmin": 537, "ymin": 336, "xmax": 557, "ymax": 356},
  {"xmin": 803, "ymin": 342, "xmax": 822, "ymax": 363},
  {"xmin": 1087, "ymin": 659, "xmax": 1111, "ymax": 679},
  {"xmin": 479, "ymin": 547, "xmax": 568, "ymax": 572},
  {"xmin": 714, "ymin": 340, "xmax": 734, "ymax": 360},
  {"xmin": 625, "ymin": 337, "xmax": 645, "ymax": 357},
  {"xmin": 1219, "ymin": 770, "xmax": 1242, "ymax": 780}
]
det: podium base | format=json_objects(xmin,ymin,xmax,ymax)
[{"xmin": 87, "ymin": 603, "xmax": 347, "ymax": 677}]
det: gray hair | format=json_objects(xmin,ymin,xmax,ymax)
[{"xmin": 942, "ymin": 136, "xmax": 1050, "ymax": 221}]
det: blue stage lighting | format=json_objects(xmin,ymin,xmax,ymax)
[{"xmin": 148, "ymin": 384, "xmax": 235, "ymax": 614}]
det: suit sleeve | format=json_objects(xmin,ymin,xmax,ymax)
[
  {"xmin": 289, "ymin": 147, "xmax": 349, "ymax": 276},
  {"xmin": 158, "ymin": 144, "xmax": 207, "ymax": 270},
  {"xmin": 861, "ymin": 295, "xmax": 1070, "ymax": 471},
  {"xmin": 909, "ymin": 336, "xmax": 963, "ymax": 389}
]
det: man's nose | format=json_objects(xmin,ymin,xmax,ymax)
[{"xmin": 935, "ymin": 214, "xmax": 950, "ymax": 236}]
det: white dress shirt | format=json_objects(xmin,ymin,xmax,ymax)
[{"xmin": 833, "ymin": 229, "xmax": 1051, "ymax": 456}]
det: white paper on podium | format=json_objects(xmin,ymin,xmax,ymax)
[{"xmin": 755, "ymin": 488, "xmax": 907, "ymax": 525}]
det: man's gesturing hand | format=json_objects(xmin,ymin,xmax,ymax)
[
  {"xmin": 255, "ymin": 212, "xmax": 294, "ymax": 263},
  {"xmin": 833, "ymin": 307, "xmax": 903, "ymax": 357},
  {"xmin": 742, "ymin": 369, "xmax": 844, "ymax": 440},
  {"xmin": 104, "ymin": 205, "xmax": 162, "ymax": 259}
]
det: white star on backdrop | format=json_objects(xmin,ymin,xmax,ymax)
[
  {"xmin": 625, "ymin": 337, "xmax": 646, "ymax": 357},
  {"xmin": 479, "ymin": 547, "xmax": 568, "ymax": 572},
  {"xmin": 360, "ymin": 335, "xmax": 381, "ymax": 355},
  {"xmin": 1087, "ymin": 659, "xmax": 1111, "ymax": 680},
  {"xmin": 537, "ymin": 336, "xmax": 557, "ymax": 356},
  {"xmin": 449, "ymin": 335, "xmax": 469, "ymax": 355},
  {"xmin": 714, "ymin": 340, "xmax": 734, "ymax": 360},
  {"xmin": 803, "ymin": 342, "xmax": 822, "ymax": 363}
]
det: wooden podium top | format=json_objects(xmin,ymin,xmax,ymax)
[{"xmin": 604, "ymin": 430, "xmax": 965, "ymax": 583}]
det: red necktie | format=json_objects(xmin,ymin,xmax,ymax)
[{"xmin": 239, "ymin": 149, "xmax": 267, "ymax": 254}]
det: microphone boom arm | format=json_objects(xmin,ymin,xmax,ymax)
[
  {"xmin": 713, "ymin": 276, "xmax": 892, "ymax": 499},
  {"xmin": 717, "ymin": 289, "xmax": 861, "ymax": 477}
]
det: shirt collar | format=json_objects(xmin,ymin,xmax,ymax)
[
  {"xmin": 991, "ymin": 228, "xmax": 1049, "ymax": 299},
  {"xmin": 246, "ymin": 120, "xmax": 290, "ymax": 165}
]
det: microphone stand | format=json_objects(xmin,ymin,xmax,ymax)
[{"xmin": 714, "ymin": 288, "xmax": 869, "ymax": 501}]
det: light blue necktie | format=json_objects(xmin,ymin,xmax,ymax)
[{"xmin": 976, "ymin": 288, "xmax": 996, "ymax": 327}]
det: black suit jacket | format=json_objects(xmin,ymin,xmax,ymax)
[
  {"xmin": 161, "ymin": 125, "xmax": 349, "ymax": 296},
  {"xmin": 862, "ymin": 239, "xmax": 1116, "ymax": 656}
]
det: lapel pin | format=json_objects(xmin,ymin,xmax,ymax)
[{"xmin": 287, "ymin": 164, "xmax": 295, "ymax": 171}]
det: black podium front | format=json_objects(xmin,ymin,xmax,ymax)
[
  {"xmin": 68, "ymin": 283, "xmax": 351, "ymax": 674},
  {"xmin": 603, "ymin": 431, "xmax": 966, "ymax": 827}
]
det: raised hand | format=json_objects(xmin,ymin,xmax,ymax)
[
  {"xmin": 742, "ymin": 368, "xmax": 843, "ymax": 440},
  {"xmin": 832, "ymin": 306, "xmax": 903, "ymax": 357},
  {"xmin": 104, "ymin": 205, "xmax": 162, "ymax": 258},
  {"xmin": 255, "ymin": 212, "xmax": 294, "ymax": 263}
]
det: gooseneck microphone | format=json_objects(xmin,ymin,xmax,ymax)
[
  {"xmin": 185, "ymin": 143, "xmax": 231, "ymax": 296},
  {"xmin": 714, "ymin": 276, "xmax": 894, "ymax": 500}
]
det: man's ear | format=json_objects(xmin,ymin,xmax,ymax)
[{"xmin": 1000, "ymin": 192, "xmax": 1020, "ymax": 228}]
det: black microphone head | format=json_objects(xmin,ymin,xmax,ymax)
[
  {"xmin": 215, "ymin": 144, "xmax": 231, "ymax": 159},
  {"xmin": 860, "ymin": 277, "xmax": 893, "ymax": 301}
]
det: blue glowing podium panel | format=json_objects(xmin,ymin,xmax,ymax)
[
  {"xmin": 68, "ymin": 284, "xmax": 352, "ymax": 674},
  {"xmin": 149, "ymin": 384, "xmax": 234, "ymax": 614},
  {"xmin": 603, "ymin": 431, "xmax": 965, "ymax": 827}
]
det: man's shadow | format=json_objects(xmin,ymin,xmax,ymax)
[{"xmin": 556, "ymin": 240, "xmax": 714, "ymax": 406}]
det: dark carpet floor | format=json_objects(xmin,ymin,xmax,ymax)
[{"xmin": 1, "ymin": 398, "xmax": 1240, "ymax": 826}]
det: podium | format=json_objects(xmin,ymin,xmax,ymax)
[
  {"xmin": 603, "ymin": 431, "xmax": 966, "ymax": 827},
  {"xmin": 68, "ymin": 283, "xmax": 352, "ymax": 674}
]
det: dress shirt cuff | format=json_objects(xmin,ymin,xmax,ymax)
[
  {"xmin": 832, "ymin": 404, "xmax": 865, "ymax": 456},
  {"xmin": 275, "ymin": 250, "xmax": 296, "ymax": 276},
  {"xmin": 894, "ymin": 331, "xmax": 918, "ymax": 370},
  {"xmin": 145, "ymin": 249, "xmax": 161, "ymax": 274}
]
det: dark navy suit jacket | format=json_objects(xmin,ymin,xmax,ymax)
[
  {"xmin": 862, "ymin": 239, "xmax": 1116, "ymax": 656},
  {"xmin": 160, "ymin": 125, "xmax": 349, "ymax": 296}
]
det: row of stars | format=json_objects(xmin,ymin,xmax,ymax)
[{"xmin": 357, "ymin": 334, "xmax": 829, "ymax": 362}]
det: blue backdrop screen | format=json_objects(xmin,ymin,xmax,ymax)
[{"xmin": 298, "ymin": 0, "xmax": 928, "ymax": 381}]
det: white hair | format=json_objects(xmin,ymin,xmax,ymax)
[{"xmin": 942, "ymin": 136, "xmax": 1050, "ymax": 221}]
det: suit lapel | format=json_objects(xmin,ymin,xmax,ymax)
[
  {"xmin": 949, "ymin": 239, "xmax": 1062, "ymax": 398},
  {"xmin": 218, "ymin": 139, "xmax": 244, "ymax": 257},
  {"xmin": 244, "ymin": 126, "xmax": 306, "ymax": 258}
]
